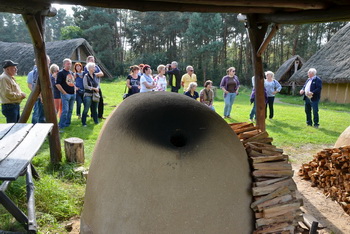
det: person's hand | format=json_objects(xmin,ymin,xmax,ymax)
[
  {"xmin": 21, "ymin": 92, "xmax": 26, "ymax": 99},
  {"xmin": 273, "ymin": 91, "xmax": 278, "ymax": 95},
  {"xmin": 300, "ymin": 89, "xmax": 305, "ymax": 95}
]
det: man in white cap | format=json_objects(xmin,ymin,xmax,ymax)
[{"xmin": 0, "ymin": 60, "xmax": 26, "ymax": 123}]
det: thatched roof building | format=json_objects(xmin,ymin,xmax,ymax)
[
  {"xmin": 275, "ymin": 55, "xmax": 304, "ymax": 85},
  {"xmin": 0, "ymin": 38, "xmax": 112, "ymax": 78},
  {"xmin": 289, "ymin": 23, "xmax": 350, "ymax": 103}
]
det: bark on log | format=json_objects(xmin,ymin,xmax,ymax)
[{"xmin": 64, "ymin": 137, "xmax": 85, "ymax": 164}]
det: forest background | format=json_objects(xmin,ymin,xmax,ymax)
[{"xmin": 0, "ymin": 7, "xmax": 348, "ymax": 86}]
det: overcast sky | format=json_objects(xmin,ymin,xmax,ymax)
[{"xmin": 52, "ymin": 3, "xmax": 74, "ymax": 16}]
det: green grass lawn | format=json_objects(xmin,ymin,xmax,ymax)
[{"xmin": 0, "ymin": 76, "xmax": 349, "ymax": 232}]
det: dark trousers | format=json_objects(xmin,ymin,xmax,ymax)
[
  {"xmin": 82, "ymin": 96, "xmax": 98, "ymax": 125},
  {"xmin": 171, "ymin": 86, "xmax": 179, "ymax": 93},
  {"xmin": 32, "ymin": 98, "xmax": 45, "ymax": 124},
  {"xmin": 90, "ymin": 88, "xmax": 104, "ymax": 118},
  {"xmin": 1, "ymin": 103, "xmax": 20, "ymax": 123},
  {"xmin": 265, "ymin": 96, "xmax": 275, "ymax": 119},
  {"xmin": 305, "ymin": 98, "xmax": 319, "ymax": 126},
  {"xmin": 76, "ymin": 91, "xmax": 84, "ymax": 116}
]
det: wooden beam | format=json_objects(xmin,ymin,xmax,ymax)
[
  {"xmin": 147, "ymin": 0, "xmax": 328, "ymax": 10},
  {"xmin": 53, "ymin": 0, "xmax": 275, "ymax": 13},
  {"xmin": 0, "ymin": 1, "xmax": 55, "ymax": 15},
  {"xmin": 257, "ymin": 24, "xmax": 279, "ymax": 57},
  {"xmin": 247, "ymin": 14, "xmax": 268, "ymax": 131},
  {"xmin": 256, "ymin": 6, "xmax": 350, "ymax": 24},
  {"xmin": 22, "ymin": 13, "xmax": 62, "ymax": 163}
]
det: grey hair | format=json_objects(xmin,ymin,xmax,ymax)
[
  {"xmin": 265, "ymin": 71, "xmax": 274, "ymax": 78},
  {"xmin": 86, "ymin": 62, "xmax": 96, "ymax": 71},
  {"xmin": 171, "ymin": 61, "xmax": 178, "ymax": 67},
  {"xmin": 186, "ymin": 65, "xmax": 194, "ymax": 72},
  {"xmin": 308, "ymin": 68, "xmax": 317, "ymax": 76},
  {"xmin": 63, "ymin": 58, "xmax": 72, "ymax": 65},
  {"xmin": 187, "ymin": 82, "xmax": 197, "ymax": 92}
]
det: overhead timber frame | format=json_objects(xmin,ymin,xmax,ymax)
[{"xmin": 2, "ymin": 1, "xmax": 350, "ymax": 162}]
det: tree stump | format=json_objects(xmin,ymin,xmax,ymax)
[{"xmin": 64, "ymin": 137, "xmax": 85, "ymax": 164}]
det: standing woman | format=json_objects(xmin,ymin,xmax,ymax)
[
  {"xmin": 184, "ymin": 82, "xmax": 199, "ymax": 100},
  {"xmin": 74, "ymin": 62, "xmax": 84, "ymax": 118},
  {"xmin": 264, "ymin": 71, "xmax": 282, "ymax": 119},
  {"xmin": 82, "ymin": 62, "xmax": 99, "ymax": 126},
  {"xmin": 199, "ymin": 80, "xmax": 215, "ymax": 111},
  {"xmin": 220, "ymin": 67, "xmax": 240, "ymax": 118},
  {"xmin": 140, "ymin": 65, "xmax": 156, "ymax": 93},
  {"xmin": 49, "ymin": 64, "xmax": 62, "ymax": 117},
  {"xmin": 126, "ymin": 65, "xmax": 141, "ymax": 97},
  {"xmin": 154, "ymin": 64, "xmax": 167, "ymax": 91}
]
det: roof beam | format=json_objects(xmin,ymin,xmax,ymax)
[
  {"xmin": 0, "ymin": 0, "xmax": 55, "ymax": 15},
  {"xmin": 257, "ymin": 6, "xmax": 350, "ymax": 24},
  {"xmin": 53, "ymin": 0, "xmax": 275, "ymax": 13},
  {"xmin": 148, "ymin": 0, "xmax": 328, "ymax": 10}
]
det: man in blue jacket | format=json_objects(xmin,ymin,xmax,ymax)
[{"xmin": 299, "ymin": 68, "xmax": 322, "ymax": 128}]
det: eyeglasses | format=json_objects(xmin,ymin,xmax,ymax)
[
  {"xmin": 232, "ymin": 70, "xmax": 236, "ymax": 72},
  {"xmin": 189, "ymin": 70, "xmax": 194, "ymax": 72}
]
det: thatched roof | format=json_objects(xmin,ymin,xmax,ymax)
[
  {"xmin": 290, "ymin": 23, "xmax": 350, "ymax": 85},
  {"xmin": 0, "ymin": 38, "xmax": 112, "ymax": 77},
  {"xmin": 275, "ymin": 55, "xmax": 304, "ymax": 84}
]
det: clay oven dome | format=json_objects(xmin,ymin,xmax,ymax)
[
  {"xmin": 81, "ymin": 92, "xmax": 253, "ymax": 233},
  {"xmin": 334, "ymin": 126, "xmax": 350, "ymax": 148}
]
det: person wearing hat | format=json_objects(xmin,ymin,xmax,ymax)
[{"xmin": 0, "ymin": 60, "xmax": 26, "ymax": 123}]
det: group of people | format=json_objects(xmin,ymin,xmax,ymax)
[
  {"xmin": 0, "ymin": 57, "xmax": 322, "ymax": 129},
  {"xmin": 124, "ymin": 61, "xmax": 215, "ymax": 110},
  {"xmin": 248, "ymin": 68, "xmax": 322, "ymax": 128},
  {"xmin": 0, "ymin": 55, "xmax": 106, "ymax": 131}
]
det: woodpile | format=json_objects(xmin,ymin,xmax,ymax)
[
  {"xmin": 229, "ymin": 122, "xmax": 302, "ymax": 234},
  {"xmin": 299, "ymin": 146, "xmax": 350, "ymax": 215}
]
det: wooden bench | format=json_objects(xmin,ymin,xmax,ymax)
[{"xmin": 0, "ymin": 123, "xmax": 53, "ymax": 233}]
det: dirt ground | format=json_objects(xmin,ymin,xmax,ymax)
[{"xmin": 285, "ymin": 144, "xmax": 350, "ymax": 234}]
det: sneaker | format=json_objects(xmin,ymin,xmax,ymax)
[
  {"xmin": 314, "ymin": 125, "xmax": 319, "ymax": 129},
  {"xmin": 83, "ymin": 125, "xmax": 87, "ymax": 127},
  {"xmin": 59, "ymin": 128, "xmax": 64, "ymax": 133},
  {"xmin": 249, "ymin": 119, "xmax": 254, "ymax": 122}
]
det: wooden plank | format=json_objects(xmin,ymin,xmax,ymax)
[
  {"xmin": 252, "ymin": 155, "xmax": 287, "ymax": 163},
  {"xmin": 0, "ymin": 124, "xmax": 33, "ymax": 162},
  {"xmin": 252, "ymin": 169, "xmax": 294, "ymax": 178},
  {"xmin": 251, "ymin": 186, "xmax": 291, "ymax": 209},
  {"xmin": 263, "ymin": 201, "xmax": 301, "ymax": 218},
  {"xmin": 0, "ymin": 123, "xmax": 15, "ymax": 140},
  {"xmin": 0, "ymin": 123, "xmax": 53, "ymax": 180},
  {"xmin": 253, "ymin": 161, "xmax": 292, "ymax": 170},
  {"xmin": 252, "ymin": 178, "xmax": 296, "ymax": 196},
  {"xmin": 256, "ymin": 194, "xmax": 294, "ymax": 211},
  {"xmin": 254, "ymin": 177, "xmax": 289, "ymax": 187},
  {"xmin": 254, "ymin": 222, "xmax": 291, "ymax": 234},
  {"xmin": 256, "ymin": 210, "xmax": 301, "ymax": 227},
  {"xmin": 303, "ymin": 213, "xmax": 325, "ymax": 229}
]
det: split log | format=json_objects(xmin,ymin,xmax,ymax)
[{"xmin": 64, "ymin": 137, "xmax": 85, "ymax": 164}]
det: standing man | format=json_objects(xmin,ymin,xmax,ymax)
[
  {"xmin": 181, "ymin": 65, "xmax": 197, "ymax": 91},
  {"xmin": 84, "ymin": 56, "xmax": 105, "ymax": 119},
  {"xmin": 166, "ymin": 61, "xmax": 181, "ymax": 93},
  {"xmin": 28, "ymin": 56, "xmax": 51, "ymax": 124},
  {"xmin": 56, "ymin": 58, "xmax": 76, "ymax": 131},
  {"xmin": 300, "ymin": 68, "xmax": 322, "ymax": 128},
  {"xmin": 0, "ymin": 60, "xmax": 26, "ymax": 123}
]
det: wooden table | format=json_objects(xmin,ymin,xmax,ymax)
[{"xmin": 0, "ymin": 123, "xmax": 53, "ymax": 233}]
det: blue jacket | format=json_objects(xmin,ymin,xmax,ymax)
[{"xmin": 302, "ymin": 76, "xmax": 322, "ymax": 101}]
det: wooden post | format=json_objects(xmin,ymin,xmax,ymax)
[
  {"xmin": 64, "ymin": 137, "xmax": 85, "ymax": 164},
  {"xmin": 247, "ymin": 14, "xmax": 269, "ymax": 131},
  {"xmin": 22, "ymin": 12, "xmax": 62, "ymax": 163}
]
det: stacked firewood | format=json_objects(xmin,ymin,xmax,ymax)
[
  {"xmin": 299, "ymin": 146, "xmax": 350, "ymax": 215},
  {"xmin": 229, "ymin": 122, "xmax": 303, "ymax": 234}
]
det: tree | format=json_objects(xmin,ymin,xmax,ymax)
[{"xmin": 61, "ymin": 26, "xmax": 83, "ymax": 40}]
